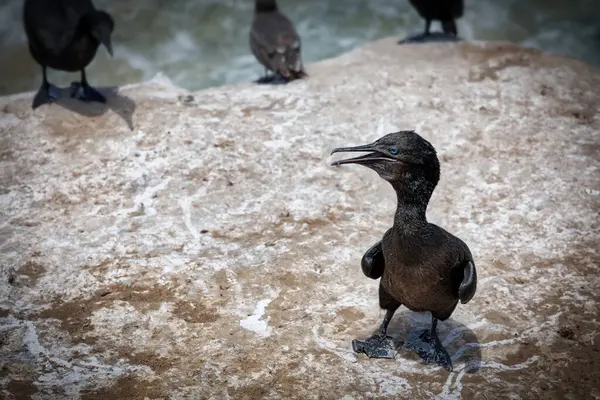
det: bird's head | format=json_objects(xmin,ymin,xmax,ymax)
[
  {"xmin": 331, "ymin": 130, "xmax": 440, "ymax": 194},
  {"xmin": 84, "ymin": 10, "xmax": 114, "ymax": 56},
  {"xmin": 255, "ymin": 0, "xmax": 278, "ymax": 12}
]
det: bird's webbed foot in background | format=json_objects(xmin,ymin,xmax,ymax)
[
  {"xmin": 398, "ymin": 32, "xmax": 460, "ymax": 44},
  {"xmin": 352, "ymin": 331, "xmax": 396, "ymax": 359},
  {"xmin": 407, "ymin": 321, "xmax": 453, "ymax": 371},
  {"xmin": 32, "ymin": 83, "xmax": 61, "ymax": 109},
  {"xmin": 69, "ymin": 81, "xmax": 107, "ymax": 103},
  {"xmin": 255, "ymin": 73, "xmax": 289, "ymax": 85}
]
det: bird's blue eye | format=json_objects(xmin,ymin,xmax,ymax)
[{"xmin": 390, "ymin": 147, "xmax": 398, "ymax": 155}]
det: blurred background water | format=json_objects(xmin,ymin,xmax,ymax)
[{"xmin": 0, "ymin": 0, "xmax": 599, "ymax": 96}]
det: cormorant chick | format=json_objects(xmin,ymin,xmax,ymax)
[
  {"xmin": 250, "ymin": 0, "xmax": 307, "ymax": 84},
  {"xmin": 23, "ymin": 0, "xmax": 114, "ymax": 109},
  {"xmin": 403, "ymin": 0, "xmax": 463, "ymax": 43},
  {"xmin": 331, "ymin": 130, "xmax": 477, "ymax": 372}
]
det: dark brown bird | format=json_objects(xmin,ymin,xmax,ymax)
[
  {"xmin": 406, "ymin": 0, "xmax": 463, "ymax": 41},
  {"xmin": 250, "ymin": 0, "xmax": 307, "ymax": 83},
  {"xmin": 23, "ymin": 0, "xmax": 114, "ymax": 109},
  {"xmin": 331, "ymin": 130, "xmax": 477, "ymax": 372}
]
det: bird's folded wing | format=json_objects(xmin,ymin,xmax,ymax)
[
  {"xmin": 454, "ymin": 260, "xmax": 477, "ymax": 304},
  {"xmin": 24, "ymin": 1, "xmax": 83, "ymax": 56},
  {"xmin": 250, "ymin": 28, "xmax": 275, "ymax": 67},
  {"xmin": 361, "ymin": 240, "xmax": 385, "ymax": 279},
  {"xmin": 252, "ymin": 16, "xmax": 299, "ymax": 51}
]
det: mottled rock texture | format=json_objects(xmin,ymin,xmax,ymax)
[{"xmin": 0, "ymin": 38, "xmax": 599, "ymax": 399}]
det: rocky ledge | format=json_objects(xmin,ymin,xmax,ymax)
[{"xmin": 0, "ymin": 38, "xmax": 599, "ymax": 399}]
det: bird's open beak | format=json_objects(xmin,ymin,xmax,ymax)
[
  {"xmin": 102, "ymin": 36, "xmax": 113, "ymax": 57},
  {"xmin": 330, "ymin": 144, "xmax": 395, "ymax": 166}
]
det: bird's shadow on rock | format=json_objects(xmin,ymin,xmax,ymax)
[
  {"xmin": 387, "ymin": 311, "xmax": 482, "ymax": 373},
  {"xmin": 398, "ymin": 32, "xmax": 462, "ymax": 45},
  {"xmin": 53, "ymin": 85, "xmax": 136, "ymax": 130}
]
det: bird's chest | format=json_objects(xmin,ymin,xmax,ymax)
[
  {"xmin": 382, "ymin": 264, "xmax": 436, "ymax": 303},
  {"xmin": 380, "ymin": 236, "xmax": 443, "ymax": 308},
  {"xmin": 59, "ymin": 35, "xmax": 99, "ymax": 71},
  {"xmin": 40, "ymin": 34, "xmax": 98, "ymax": 72}
]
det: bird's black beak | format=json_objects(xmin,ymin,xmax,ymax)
[
  {"xmin": 102, "ymin": 36, "xmax": 113, "ymax": 56},
  {"xmin": 330, "ymin": 143, "xmax": 394, "ymax": 166}
]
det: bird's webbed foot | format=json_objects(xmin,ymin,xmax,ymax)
[
  {"xmin": 407, "ymin": 320, "xmax": 453, "ymax": 371},
  {"xmin": 69, "ymin": 81, "xmax": 107, "ymax": 103},
  {"xmin": 352, "ymin": 317, "xmax": 397, "ymax": 359},
  {"xmin": 352, "ymin": 332, "xmax": 396, "ymax": 359},
  {"xmin": 32, "ymin": 83, "xmax": 61, "ymax": 109},
  {"xmin": 398, "ymin": 32, "xmax": 460, "ymax": 44},
  {"xmin": 255, "ymin": 73, "xmax": 289, "ymax": 85}
]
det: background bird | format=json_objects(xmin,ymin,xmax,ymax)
[
  {"xmin": 250, "ymin": 0, "xmax": 307, "ymax": 84},
  {"xmin": 23, "ymin": 0, "xmax": 114, "ymax": 109},
  {"xmin": 403, "ymin": 0, "xmax": 464, "ymax": 43}
]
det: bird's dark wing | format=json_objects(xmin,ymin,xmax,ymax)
[
  {"xmin": 451, "ymin": 0, "xmax": 464, "ymax": 18},
  {"xmin": 61, "ymin": 0, "xmax": 95, "ymax": 15},
  {"xmin": 451, "ymin": 257, "xmax": 477, "ymax": 304},
  {"xmin": 249, "ymin": 26, "xmax": 273, "ymax": 72},
  {"xmin": 408, "ymin": 0, "xmax": 464, "ymax": 19},
  {"xmin": 250, "ymin": 12, "xmax": 305, "ymax": 78},
  {"xmin": 459, "ymin": 261, "xmax": 477, "ymax": 303},
  {"xmin": 361, "ymin": 240, "xmax": 385, "ymax": 279},
  {"xmin": 23, "ymin": 0, "xmax": 92, "ymax": 56}
]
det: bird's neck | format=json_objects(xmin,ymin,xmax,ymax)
[
  {"xmin": 255, "ymin": 0, "xmax": 278, "ymax": 12},
  {"xmin": 391, "ymin": 179, "xmax": 433, "ymax": 229}
]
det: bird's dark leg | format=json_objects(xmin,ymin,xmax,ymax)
[
  {"xmin": 407, "ymin": 314, "xmax": 453, "ymax": 372},
  {"xmin": 32, "ymin": 66, "xmax": 59, "ymax": 109},
  {"xmin": 70, "ymin": 69, "xmax": 106, "ymax": 103},
  {"xmin": 424, "ymin": 19, "xmax": 432, "ymax": 36},
  {"xmin": 399, "ymin": 18, "xmax": 459, "ymax": 44},
  {"xmin": 398, "ymin": 18, "xmax": 435, "ymax": 44},
  {"xmin": 352, "ymin": 284, "xmax": 400, "ymax": 359},
  {"xmin": 441, "ymin": 19, "xmax": 458, "ymax": 37}
]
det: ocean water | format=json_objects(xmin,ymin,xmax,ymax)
[{"xmin": 0, "ymin": 0, "xmax": 599, "ymax": 96}]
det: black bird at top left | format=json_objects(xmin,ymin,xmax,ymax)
[{"xmin": 23, "ymin": 0, "xmax": 114, "ymax": 109}]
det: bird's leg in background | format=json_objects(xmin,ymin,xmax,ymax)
[
  {"xmin": 399, "ymin": 17, "xmax": 460, "ymax": 44},
  {"xmin": 32, "ymin": 66, "xmax": 60, "ymax": 109},
  {"xmin": 424, "ymin": 19, "xmax": 432, "ymax": 36},
  {"xmin": 255, "ymin": 67, "xmax": 278, "ymax": 84},
  {"xmin": 352, "ymin": 285, "xmax": 400, "ymax": 359},
  {"xmin": 407, "ymin": 314, "xmax": 453, "ymax": 372},
  {"xmin": 441, "ymin": 19, "xmax": 458, "ymax": 36},
  {"xmin": 398, "ymin": 18, "xmax": 434, "ymax": 44},
  {"xmin": 70, "ymin": 69, "xmax": 106, "ymax": 103}
]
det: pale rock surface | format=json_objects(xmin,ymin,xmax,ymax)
[{"xmin": 0, "ymin": 38, "xmax": 599, "ymax": 399}]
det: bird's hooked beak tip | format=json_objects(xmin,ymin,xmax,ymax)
[
  {"xmin": 103, "ymin": 38, "xmax": 113, "ymax": 57},
  {"xmin": 329, "ymin": 146, "xmax": 360, "ymax": 166}
]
